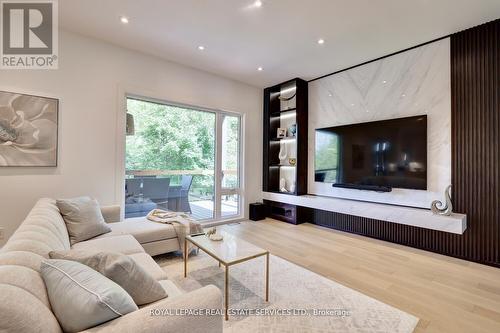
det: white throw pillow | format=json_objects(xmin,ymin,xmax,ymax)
[
  {"xmin": 41, "ymin": 259, "xmax": 138, "ymax": 333},
  {"xmin": 49, "ymin": 250, "xmax": 167, "ymax": 305},
  {"xmin": 56, "ymin": 196, "xmax": 111, "ymax": 245}
]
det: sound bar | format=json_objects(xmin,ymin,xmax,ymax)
[{"xmin": 332, "ymin": 183, "xmax": 392, "ymax": 192}]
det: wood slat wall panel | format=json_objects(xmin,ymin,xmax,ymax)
[{"xmin": 306, "ymin": 19, "xmax": 500, "ymax": 267}]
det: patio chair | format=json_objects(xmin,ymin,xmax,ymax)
[
  {"xmin": 142, "ymin": 178, "xmax": 171, "ymax": 209},
  {"xmin": 125, "ymin": 178, "xmax": 157, "ymax": 218},
  {"xmin": 167, "ymin": 175, "xmax": 193, "ymax": 213}
]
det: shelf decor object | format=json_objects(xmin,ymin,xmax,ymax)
[
  {"xmin": 263, "ymin": 78, "xmax": 308, "ymax": 198},
  {"xmin": 431, "ymin": 185, "xmax": 453, "ymax": 216}
]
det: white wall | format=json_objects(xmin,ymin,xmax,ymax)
[
  {"xmin": 0, "ymin": 30, "xmax": 262, "ymax": 246},
  {"xmin": 308, "ymin": 38, "xmax": 451, "ymax": 209}
]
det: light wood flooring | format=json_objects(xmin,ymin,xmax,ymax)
[{"xmin": 220, "ymin": 219, "xmax": 500, "ymax": 333}]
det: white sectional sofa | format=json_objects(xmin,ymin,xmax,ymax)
[{"xmin": 0, "ymin": 198, "xmax": 222, "ymax": 333}]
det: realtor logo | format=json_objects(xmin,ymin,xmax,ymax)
[{"xmin": 1, "ymin": 0, "xmax": 58, "ymax": 69}]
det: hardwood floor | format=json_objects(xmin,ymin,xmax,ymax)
[{"xmin": 220, "ymin": 219, "xmax": 500, "ymax": 333}]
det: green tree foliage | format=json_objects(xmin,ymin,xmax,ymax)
[{"xmin": 126, "ymin": 99, "xmax": 216, "ymax": 193}]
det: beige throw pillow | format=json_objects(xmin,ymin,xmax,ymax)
[
  {"xmin": 40, "ymin": 259, "xmax": 138, "ymax": 333},
  {"xmin": 56, "ymin": 196, "xmax": 111, "ymax": 245},
  {"xmin": 50, "ymin": 250, "xmax": 167, "ymax": 305}
]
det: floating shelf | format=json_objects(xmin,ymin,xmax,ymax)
[
  {"xmin": 270, "ymin": 136, "xmax": 297, "ymax": 141},
  {"xmin": 270, "ymin": 108, "xmax": 296, "ymax": 115},
  {"xmin": 262, "ymin": 192, "xmax": 467, "ymax": 234}
]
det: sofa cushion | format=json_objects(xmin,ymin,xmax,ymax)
[
  {"xmin": 41, "ymin": 259, "xmax": 138, "ymax": 333},
  {"xmin": 0, "ymin": 265, "xmax": 50, "ymax": 307},
  {"xmin": 49, "ymin": 250, "xmax": 167, "ymax": 305},
  {"xmin": 98, "ymin": 217, "xmax": 177, "ymax": 244},
  {"xmin": 128, "ymin": 252, "xmax": 168, "ymax": 281},
  {"xmin": 0, "ymin": 284, "xmax": 62, "ymax": 333},
  {"xmin": 2, "ymin": 198, "xmax": 70, "ymax": 257},
  {"xmin": 56, "ymin": 197, "xmax": 111, "ymax": 245},
  {"xmin": 72, "ymin": 235, "xmax": 144, "ymax": 255}
]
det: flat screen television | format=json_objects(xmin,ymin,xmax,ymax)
[{"xmin": 315, "ymin": 115, "xmax": 427, "ymax": 192}]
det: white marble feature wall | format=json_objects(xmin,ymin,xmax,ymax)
[{"xmin": 308, "ymin": 38, "xmax": 451, "ymax": 208}]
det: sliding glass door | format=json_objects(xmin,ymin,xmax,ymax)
[
  {"xmin": 219, "ymin": 114, "xmax": 241, "ymax": 217},
  {"xmin": 125, "ymin": 96, "xmax": 241, "ymax": 222}
]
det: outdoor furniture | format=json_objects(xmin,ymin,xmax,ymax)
[
  {"xmin": 142, "ymin": 178, "xmax": 171, "ymax": 209},
  {"xmin": 125, "ymin": 178, "xmax": 142, "ymax": 196},
  {"xmin": 168, "ymin": 175, "xmax": 193, "ymax": 213},
  {"xmin": 124, "ymin": 199, "xmax": 157, "ymax": 218},
  {"xmin": 125, "ymin": 178, "xmax": 171, "ymax": 217}
]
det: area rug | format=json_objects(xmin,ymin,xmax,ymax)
[{"xmin": 155, "ymin": 252, "xmax": 419, "ymax": 333}]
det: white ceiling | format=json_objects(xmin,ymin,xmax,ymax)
[{"xmin": 60, "ymin": 0, "xmax": 500, "ymax": 88}]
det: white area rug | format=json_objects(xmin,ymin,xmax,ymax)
[{"xmin": 156, "ymin": 252, "xmax": 419, "ymax": 333}]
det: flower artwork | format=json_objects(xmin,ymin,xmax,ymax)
[{"xmin": 0, "ymin": 91, "xmax": 58, "ymax": 166}]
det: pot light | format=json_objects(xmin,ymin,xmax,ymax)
[
  {"xmin": 198, "ymin": 45, "xmax": 205, "ymax": 51},
  {"xmin": 254, "ymin": 0, "xmax": 263, "ymax": 7},
  {"xmin": 120, "ymin": 16, "xmax": 129, "ymax": 24},
  {"xmin": 317, "ymin": 39, "xmax": 325, "ymax": 45},
  {"xmin": 257, "ymin": 66, "xmax": 263, "ymax": 71},
  {"xmin": 382, "ymin": 80, "xmax": 387, "ymax": 84}
]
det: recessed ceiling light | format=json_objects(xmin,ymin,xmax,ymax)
[
  {"xmin": 401, "ymin": 93, "xmax": 406, "ymax": 97},
  {"xmin": 317, "ymin": 39, "xmax": 325, "ymax": 45},
  {"xmin": 382, "ymin": 80, "xmax": 387, "ymax": 84},
  {"xmin": 254, "ymin": 0, "xmax": 263, "ymax": 7},
  {"xmin": 198, "ymin": 46, "xmax": 205, "ymax": 51},
  {"xmin": 120, "ymin": 16, "xmax": 129, "ymax": 24},
  {"xmin": 257, "ymin": 67, "xmax": 263, "ymax": 71},
  {"xmin": 328, "ymin": 93, "xmax": 332, "ymax": 97}
]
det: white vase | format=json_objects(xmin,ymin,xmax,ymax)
[
  {"xmin": 290, "ymin": 181, "xmax": 296, "ymax": 193},
  {"xmin": 279, "ymin": 178, "xmax": 287, "ymax": 192},
  {"xmin": 278, "ymin": 141, "xmax": 288, "ymax": 163}
]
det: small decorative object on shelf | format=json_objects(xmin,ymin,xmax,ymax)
[
  {"xmin": 431, "ymin": 185, "xmax": 453, "ymax": 216},
  {"xmin": 288, "ymin": 158, "xmax": 296, "ymax": 166},
  {"xmin": 278, "ymin": 141, "xmax": 288, "ymax": 162},
  {"xmin": 279, "ymin": 178, "xmax": 288, "ymax": 192},
  {"xmin": 287, "ymin": 124, "xmax": 297, "ymax": 137},
  {"xmin": 289, "ymin": 181, "xmax": 296, "ymax": 193},
  {"xmin": 277, "ymin": 128, "xmax": 287, "ymax": 138}
]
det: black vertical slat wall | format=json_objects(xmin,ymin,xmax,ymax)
[{"xmin": 308, "ymin": 19, "xmax": 500, "ymax": 267}]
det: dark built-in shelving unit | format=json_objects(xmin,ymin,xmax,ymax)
[{"xmin": 263, "ymin": 78, "xmax": 308, "ymax": 196}]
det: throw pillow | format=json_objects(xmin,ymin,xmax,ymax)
[
  {"xmin": 49, "ymin": 250, "xmax": 167, "ymax": 305},
  {"xmin": 56, "ymin": 196, "xmax": 111, "ymax": 245},
  {"xmin": 40, "ymin": 259, "xmax": 138, "ymax": 333}
]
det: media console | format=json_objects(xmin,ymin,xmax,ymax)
[{"xmin": 262, "ymin": 192, "xmax": 467, "ymax": 234}]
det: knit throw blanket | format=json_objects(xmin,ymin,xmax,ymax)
[{"xmin": 146, "ymin": 209, "xmax": 203, "ymax": 254}]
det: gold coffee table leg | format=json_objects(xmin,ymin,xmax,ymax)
[
  {"xmin": 265, "ymin": 252, "xmax": 269, "ymax": 302},
  {"xmin": 184, "ymin": 238, "xmax": 188, "ymax": 278},
  {"xmin": 225, "ymin": 265, "xmax": 229, "ymax": 320}
]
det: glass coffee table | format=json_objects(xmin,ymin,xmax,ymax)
[{"xmin": 184, "ymin": 231, "xmax": 269, "ymax": 320}]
